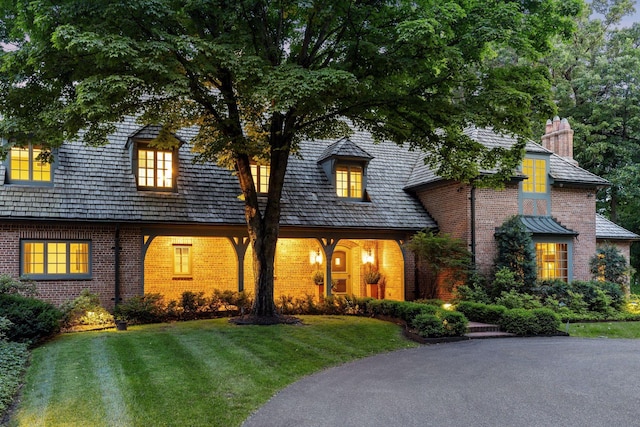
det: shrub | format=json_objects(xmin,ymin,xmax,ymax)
[
  {"xmin": 453, "ymin": 282, "xmax": 491, "ymax": 304},
  {"xmin": 414, "ymin": 299, "xmax": 445, "ymax": 307},
  {"xmin": 499, "ymin": 308, "xmax": 560, "ymax": 335},
  {"xmin": 589, "ymin": 243, "xmax": 629, "ymax": 285},
  {"xmin": 114, "ymin": 293, "xmax": 167, "ymax": 324},
  {"xmin": 495, "ymin": 290, "xmax": 542, "ymax": 309},
  {"xmin": 456, "ymin": 301, "xmax": 506, "ymax": 324},
  {"xmin": 571, "ymin": 280, "xmax": 624, "ymax": 311},
  {"xmin": 440, "ymin": 311, "xmax": 468, "ymax": 336},
  {"xmin": 412, "ymin": 313, "xmax": 444, "ymax": 337},
  {"xmin": 60, "ymin": 290, "xmax": 114, "ymax": 329},
  {"xmin": 530, "ymin": 308, "xmax": 561, "ymax": 335},
  {"xmin": 494, "ymin": 216, "xmax": 537, "ymax": 292},
  {"xmin": 0, "ymin": 340, "xmax": 29, "ymax": 417},
  {"xmin": 0, "ymin": 275, "xmax": 37, "ymax": 297},
  {"xmin": 0, "ymin": 317, "xmax": 11, "ymax": 341},
  {"xmin": 180, "ymin": 291, "xmax": 208, "ymax": 320},
  {"xmin": 0, "ymin": 294, "xmax": 61, "ymax": 344}
]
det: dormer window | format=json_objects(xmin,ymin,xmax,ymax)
[
  {"xmin": 134, "ymin": 142, "xmax": 176, "ymax": 190},
  {"xmin": 522, "ymin": 158, "xmax": 547, "ymax": 193},
  {"xmin": 250, "ymin": 163, "xmax": 270, "ymax": 194},
  {"xmin": 317, "ymin": 137, "xmax": 373, "ymax": 202},
  {"xmin": 8, "ymin": 143, "xmax": 52, "ymax": 183},
  {"xmin": 336, "ymin": 164, "xmax": 362, "ymax": 198}
]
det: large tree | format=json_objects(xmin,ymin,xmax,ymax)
[{"xmin": 0, "ymin": 0, "xmax": 579, "ymax": 319}]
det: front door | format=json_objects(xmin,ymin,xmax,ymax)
[{"xmin": 331, "ymin": 247, "xmax": 350, "ymax": 295}]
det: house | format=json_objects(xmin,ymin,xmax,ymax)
[{"xmin": 0, "ymin": 116, "xmax": 636, "ymax": 307}]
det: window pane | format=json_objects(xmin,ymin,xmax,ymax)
[
  {"xmin": 31, "ymin": 147, "xmax": 52, "ymax": 182},
  {"xmin": 10, "ymin": 147, "xmax": 30, "ymax": 180},
  {"xmin": 47, "ymin": 242, "xmax": 67, "ymax": 274},
  {"xmin": 259, "ymin": 165, "xmax": 270, "ymax": 193},
  {"xmin": 535, "ymin": 242, "xmax": 568, "ymax": 281},
  {"xmin": 69, "ymin": 243, "xmax": 89, "ymax": 274},
  {"xmin": 156, "ymin": 151, "xmax": 173, "ymax": 188},
  {"xmin": 24, "ymin": 242, "xmax": 45, "ymax": 274},
  {"xmin": 138, "ymin": 149, "xmax": 154, "ymax": 186},
  {"xmin": 336, "ymin": 167, "xmax": 348, "ymax": 197},
  {"xmin": 350, "ymin": 166, "xmax": 362, "ymax": 198},
  {"xmin": 174, "ymin": 246, "xmax": 191, "ymax": 275},
  {"xmin": 534, "ymin": 159, "xmax": 546, "ymax": 193}
]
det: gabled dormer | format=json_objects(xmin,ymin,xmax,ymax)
[
  {"xmin": 126, "ymin": 125, "xmax": 182, "ymax": 192},
  {"xmin": 317, "ymin": 137, "xmax": 373, "ymax": 201}
]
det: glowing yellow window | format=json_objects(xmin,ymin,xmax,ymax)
[
  {"xmin": 174, "ymin": 245, "xmax": 192, "ymax": 276},
  {"xmin": 137, "ymin": 148, "xmax": 174, "ymax": 189},
  {"xmin": 535, "ymin": 243, "xmax": 568, "ymax": 282},
  {"xmin": 22, "ymin": 241, "xmax": 91, "ymax": 278},
  {"xmin": 522, "ymin": 158, "xmax": 546, "ymax": 193},
  {"xmin": 250, "ymin": 163, "xmax": 270, "ymax": 194},
  {"xmin": 10, "ymin": 145, "xmax": 51, "ymax": 182},
  {"xmin": 336, "ymin": 165, "xmax": 363, "ymax": 198}
]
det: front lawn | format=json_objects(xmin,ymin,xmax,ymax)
[
  {"xmin": 566, "ymin": 321, "xmax": 640, "ymax": 339},
  {"xmin": 10, "ymin": 316, "xmax": 416, "ymax": 427}
]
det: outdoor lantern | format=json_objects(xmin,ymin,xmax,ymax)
[
  {"xmin": 310, "ymin": 249, "xmax": 323, "ymax": 265},
  {"xmin": 362, "ymin": 248, "xmax": 374, "ymax": 264}
]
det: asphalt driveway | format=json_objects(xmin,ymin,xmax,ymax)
[{"xmin": 243, "ymin": 337, "xmax": 640, "ymax": 427}]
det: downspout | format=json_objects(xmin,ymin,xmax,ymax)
[
  {"xmin": 470, "ymin": 185, "xmax": 477, "ymax": 266},
  {"xmin": 114, "ymin": 225, "xmax": 121, "ymax": 307}
]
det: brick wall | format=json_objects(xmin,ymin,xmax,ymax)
[
  {"xmin": 473, "ymin": 184, "xmax": 520, "ymax": 275},
  {"xmin": 0, "ymin": 221, "xmax": 142, "ymax": 308},
  {"xmin": 551, "ymin": 187, "xmax": 596, "ymax": 281}
]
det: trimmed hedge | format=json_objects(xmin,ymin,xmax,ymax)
[
  {"xmin": 456, "ymin": 301, "xmax": 506, "ymax": 324},
  {"xmin": 499, "ymin": 308, "xmax": 560, "ymax": 335},
  {"xmin": 0, "ymin": 294, "xmax": 61, "ymax": 344},
  {"xmin": 456, "ymin": 301, "xmax": 560, "ymax": 336}
]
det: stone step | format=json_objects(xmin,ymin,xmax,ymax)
[
  {"xmin": 465, "ymin": 322, "xmax": 516, "ymax": 339},
  {"xmin": 467, "ymin": 322, "xmax": 500, "ymax": 333}
]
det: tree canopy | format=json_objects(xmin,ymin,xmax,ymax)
[
  {"xmin": 0, "ymin": 0, "xmax": 581, "ymax": 317},
  {"xmin": 542, "ymin": 0, "xmax": 640, "ymax": 280}
]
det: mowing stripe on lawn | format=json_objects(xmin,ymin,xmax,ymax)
[
  {"xmin": 91, "ymin": 336, "xmax": 133, "ymax": 427},
  {"xmin": 14, "ymin": 341, "xmax": 60, "ymax": 426}
]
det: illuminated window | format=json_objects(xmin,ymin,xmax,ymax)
[
  {"xmin": 136, "ymin": 143, "xmax": 175, "ymax": 190},
  {"xmin": 522, "ymin": 158, "xmax": 547, "ymax": 193},
  {"xmin": 535, "ymin": 242, "xmax": 568, "ymax": 282},
  {"xmin": 250, "ymin": 163, "xmax": 270, "ymax": 194},
  {"xmin": 173, "ymin": 244, "xmax": 192, "ymax": 276},
  {"xmin": 9, "ymin": 144, "xmax": 52, "ymax": 183},
  {"xmin": 21, "ymin": 240, "xmax": 91, "ymax": 279},
  {"xmin": 336, "ymin": 165, "xmax": 363, "ymax": 198}
]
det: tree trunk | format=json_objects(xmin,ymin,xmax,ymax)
[{"xmin": 236, "ymin": 112, "xmax": 293, "ymax": 319}]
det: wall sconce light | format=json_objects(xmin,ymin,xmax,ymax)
[
  {"xmin": 362, "ymin": 248, "xmax": 374, "ymax": 264},
  {"xmin": 310, "ymin": 248, "xmax": 323, "ymax": 265},
  {"xmin": 587, "ymin": 192, "xmax": 594, "ymax": 198}
]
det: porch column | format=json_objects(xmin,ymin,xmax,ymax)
[
  {"xmin": 229, "ymin": 237, "xmax": 250, "ymax": 292},
  {"xmin": 319, "ymin": 237, "xmax": 339, "ymax": 296}
]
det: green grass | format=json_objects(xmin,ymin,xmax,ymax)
[
  {"xmin": 10, "ymin": 316, "xmax": 416, "ymax": 427},
  {"xmin": 566, "ymin": 321, "xmax": 640, "ymax": 339}
]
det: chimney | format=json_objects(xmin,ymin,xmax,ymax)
[{"xmin": 541, "ymin": 116, "xmax": 577, "ymax": 165}]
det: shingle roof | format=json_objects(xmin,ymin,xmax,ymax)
[
  {"xmin": 0, "ymin": 117, "xmax": 435, "ymax": 232},
  {"xmin": 405, "ymin": 126, "xmax": 609, "ymax": 189},
  {"xmin": 317, "ymin": 137, "xmax": 373, "ymax": 163},
  {"xmin": 595, "ymin": 214, "xmax": 640, "ymax": 241}
]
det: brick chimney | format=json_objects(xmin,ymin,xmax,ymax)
[{"xmin": 541, "ymin": 116, "xmax": 577, "ymax": 165}]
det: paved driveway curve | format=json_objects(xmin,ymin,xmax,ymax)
[{"xmin": 243, "ymin": 337, "xmax": 640, "ymax": 427}]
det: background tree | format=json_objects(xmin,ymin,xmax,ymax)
[
  {"xmin": 542, "ymin": 0, "xmax": 640, "ymax": 279},
  {"xmin": 0, "ymin": 0, "xmax": 580, "ymax": 319}
]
